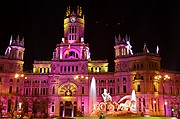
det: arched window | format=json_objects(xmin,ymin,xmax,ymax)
[
  {"xmin": 65, "ymin": 51, "xmax": 79, "ymax": 59},
  {"xmin": 10, "ymin": 79, "xmax": 13, "ymax": 82},
  {"xmin": 123, "ymin": 77, "xmax": 126, "ymax": 84}
]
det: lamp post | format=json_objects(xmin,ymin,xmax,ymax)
[
  {"xmin": 154, "ymin": 74, "xmax": 170, "ymax": 117},
  {"xmin": 164, "ymin": 101, "xmax": 167, "ymax": 117},
  {"xmin": 74, "ymin": 75, "xmax": 88, "ymax": 116},
  {"xmin": 14, "ymin": 73, "xmax": 27, "ymax": 118}
]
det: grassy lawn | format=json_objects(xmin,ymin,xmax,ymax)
[{"xmin": 75, "ymin": 117, "xmax": 177, "ymax": 119}]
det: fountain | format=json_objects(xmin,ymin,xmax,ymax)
[
  {"xmin": 90, "ymin": 89, "xmax": 138, "ymax": 117},
  {"xmin": 89, "ymin": 77, "xmax": 97, "ymax": 113}
]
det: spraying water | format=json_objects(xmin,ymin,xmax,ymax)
[
  {"xmin": 89, "ymin": 77, "xmax": 97, "ymax": 113},
  {"xmin": 131, "ymin": 89, "xmax": 137, "ymax": 112}
]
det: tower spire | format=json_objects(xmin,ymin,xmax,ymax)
[
  {"xmin": 156, "ymin": 45, "xmax": 159, "ymax": 54},
  {"xmin": 9, "ymin": 35, "xmax": 13, "ymax": 45},
  {"xmin": 143, "ymin": 43, "xmax": 149, "ymax": 53}
]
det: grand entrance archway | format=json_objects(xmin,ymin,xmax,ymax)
[
  {"xmin": 59, "ymin": 101, "xmax": 77, "ymax": 117},
  {"xmin": 58, "ymin": 82, "xmax": 78, "ymax": 117},
  {"xmin": 65, "ymin": 101, "xmax": 72, "ymax": 117}
]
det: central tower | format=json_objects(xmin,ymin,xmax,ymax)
[
  {"xmin": 64, "ymin": 6, "xmax": 84, "ymax": 44},
  {"xmin": 51, "ymin": 6, "xmax": 90, "ymax": 75}
]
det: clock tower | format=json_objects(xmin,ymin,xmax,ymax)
[{"xmin": 63, "ymin": 6, "xmax": 85, "ymax": 44}]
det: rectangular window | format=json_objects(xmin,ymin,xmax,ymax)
[
  {"xmin": 101, "ymin": 88, "xmax": 104, "ymax": 94},
  {"xmin": 9, "ymin": 86, "xmax": 12, "ymax": 94},
  {"xmin": 32, "ymin": 88, "xmax": 34, "ymax": 95},
  {"xmin": 82, "ymin": 87, "xmax": 84, "ymax": 94},
  {"xmin": 72, "ymin": 27, "xmax": 74, "ymax": 33},
  {"xmin": 26, "ymin": 88, "xmax": 28, "ymax": 95},
  {"xmin": 60, "ymin": 66, "xmax": 62, "ymax": 72},
  {"xmin": 123, "ymin": 85, "xmax": 126, "ymax": 93},
  {"xmin": 52, "ymin": 106, "xmax": 54, "ymax": 112},
  {"xmin": 110, "ymin": 88, "xmax": 112, "ymax": 94},
  {"xmin": 41, "ymin": 88, "xmax": 42, "ymax": 95},
  {"xmin": 99, "ymin": 67, "xmax": 101, "ymax": 72},
  {"xmin": 72, "ymin": 66, "xmax": 74, "ymax": 72},
  {"xmin": 76, "ymin": 66, "xmax": 78, "ymax": 71},
  {"xmin": 43, "ymin": 88, "xmax": 46, "ymax": 95},
  {"xmin": 72, "ymin": 35, "xmax": 74, "ymax": 40},
  {"xmin": 137, "ymin": 84, "xmax": 140, "ymax": 92},
  {"xmin": 154, "ymin": 84, "xmax": 157, "ymax": 92},
  {"xmin": 52, "ymin": 86, "xmax": 55, "ymax": 94},
  {"xmin": 170, "ymin": 87, "xmax": 172, "ymax": 94},
  {"xmin": 35, "ymin": 88, "xmax": 37, "ymax": 95},
  {"xmin": 91, "ymin": 67, "xmax": 93, "ymax": 72},
  {"xmin": 16, "ymin": 87, "xmax": 19, "ymax": 94},
  {"xmin": 64, "ymin": 66, "xmax": 66, "ymax": 72},
  {"xmin": 68, "ymin": 66, "xmax": 70, "ymax": 72},
  {"xmin": 118, "ymin": 86, "xmax": 119, "ymax": 93}
]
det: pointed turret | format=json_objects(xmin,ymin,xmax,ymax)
[
  {"xmin": 115, "ymin": 35, "xmax": 118, "ymax": 45},
  {"xmin": 118, "ymin": 33, "xmax": 121, "ymax": 41},
  {"xmin": 66, "ymin": 6, "xmax": 70, "ymax": 17},
  {"xmin": 5, "ymin": 35, "xmax": 25, "ymax": 60},
  {"xmin": 114, "ymin": 33, "xmax": 133, "ymax": 57},
  {"xmin": 4, "ymin": 35, "xmax": 25, "ymax": 73},
  {"xmin": 16, "ymin": 35, "xmax": 20, "ymax": 42},
  {"xmin": 125, "ymin": 33, "xmax": 128, "ymax": 41}
]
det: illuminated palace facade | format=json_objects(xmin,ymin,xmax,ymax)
[{"xmin": 0, "ymin": 7, "xmax": 180, "ymax": 118}]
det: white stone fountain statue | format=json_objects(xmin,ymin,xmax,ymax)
[{"xmin": 90, "ymin": 89, "xmax": 138, "ymax": 117}]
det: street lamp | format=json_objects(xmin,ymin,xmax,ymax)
[
  {"xmin": 164, "ymin": 101, "xmax": 167, "ymax": 117},
  {"xmin": 154, "ymin": 74, "xmax": 171, "ymax": 117},
  {"xmin": 14, "ymin": 73, "xmax": 27, "ymax": 118},
  {"xmin": 73, "ymin": 75, "xmax": 89, "ymax": 116}
]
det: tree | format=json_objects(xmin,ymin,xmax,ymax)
[
  {"xmin": 8, "ymin": 99, "xmax": 15, "ymax": 118},
  {"xmin": 24, "ymin": 96, "xmax": 51, "ymax": 118},
  {"xmin": 0, "ymin": 100, "xmax": 4, "ymax": 117},
  {"xmin": 32, "ymin": 97, "xmax": 50, "ymax": 118}
]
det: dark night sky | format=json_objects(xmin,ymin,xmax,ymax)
[{"xmin": 0, "ymin": 1, "xmax": 180, "ymax": 72}]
